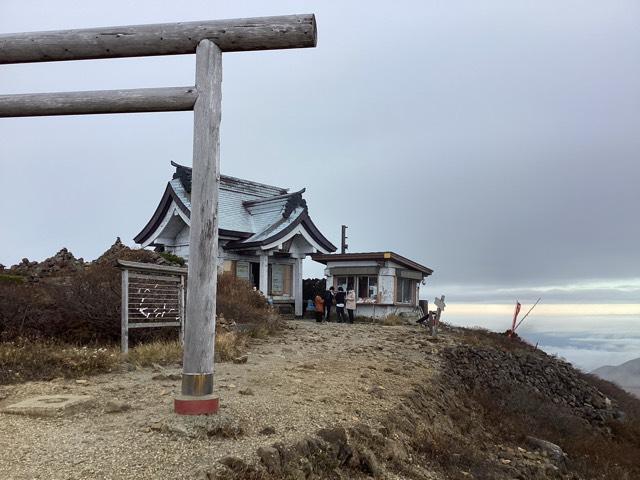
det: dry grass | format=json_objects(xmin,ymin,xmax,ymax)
[
  {"xmin": 215, "ymin": 331, "xmax": 248, "ymax": 361},
  {"xmin": 0, "ymin": 339, "xmax": 119, "ymax": 385},
  {"xmin": 127, "ymin": 340, "xmax": 182, "ymax": 367},
  {"xmin": 458, "ymin": 326, "xmax": 534, "ymax": 352},
  {"xmin": 0, "ymin": 327, "xmax": 262, "ymax": 385},
  {"xmin": 126, "ymin": 331, "xmax": 255, "ymax": 366},
  {"xmin": 379, "ymin": 314, "xmax": 406, "ymax": 326}
]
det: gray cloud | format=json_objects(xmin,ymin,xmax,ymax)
[
  {"xmin": 1, "ymin": 1, "xmax": 639, "ymax": 298},
  {"xmin": 431, "ymin": 280, "xmax": 640, "ymax": 304}
]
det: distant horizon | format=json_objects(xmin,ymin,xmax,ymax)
[
  {"xmin": 446, "ymin": 307, "xmax": 639, "ymax": 372},
  {"xmin": 442, "ymin": 303, "xmax": 640, "ymax": 316}
]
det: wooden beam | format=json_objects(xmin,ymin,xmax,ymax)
[
  {"xmin": 117, "ymin": 260, "xmax": 188, "ymax": 275},
  {"xmin": 180, "ymin": 39, "xmax": 221, "ymax": 397},
  {"xmin": 0, "ymin": 14, "xmax": 317, "ymax": 64},
  {"xmin": 0, "ymin": 86, "xmax": 197, "ymax": 117},
  {"xmin": 129, "ymin": 321, "xmax": 181, "ymax": 329}
]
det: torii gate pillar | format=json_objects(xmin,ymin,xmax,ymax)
[{"xmin": 174, "ymin": 39, "xmax": 222, "ymax": 414}]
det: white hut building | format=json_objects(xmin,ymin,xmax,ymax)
[
  {"xmin": 134, "ymin": 162, "xmax": 337, "ymax": 315},
  {"xmin": 312, "ymin": 252, "xmax": 433, "ymax": 318}
]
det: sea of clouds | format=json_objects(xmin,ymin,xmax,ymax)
[{"xmin": 446, "ymin": 311, "xmax": 640, "ymax": 372}]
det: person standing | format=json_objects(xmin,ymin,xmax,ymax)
[
  {"xmin": 335, "ymin": 287, "xmax": 346, "ymax": 323},
  {"xmin": 324, "ymin": 286, "xmax": 335, "ymax": 321},
  {"xmin": 346, "ymin": 288, "xmax": 356, "ymax": 324},
  {"xmin": 314, "ymin": 293, "xmax": 325, "ymax": 323},
  {"xmin": 306, "ymin": 298, "xmax": 315, "ymax": 317}
]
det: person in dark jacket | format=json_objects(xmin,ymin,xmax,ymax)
[
  {"xmin": 335, "ymin": 287, "xmax": 347, "ymax": 323},
  {"xmin": 324, "ymin": 286, "xmax": 335, "ymax": 321}
]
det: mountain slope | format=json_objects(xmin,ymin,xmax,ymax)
[{"xmin": 593, "ymin": 357, "xmax": 640, "ymax": 398}]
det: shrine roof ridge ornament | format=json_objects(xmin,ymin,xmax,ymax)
[{"xmin": 0, "ymin": 14, "xmax": 317, "ymax": 64}]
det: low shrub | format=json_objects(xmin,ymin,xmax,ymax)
[
  {"xmin": 0, "ymin": 247, "xmax": 177, "ymax": 344},
  {"xmin": 471, "ymin": 378, "xmax": 640, "ymax": 479},
  {"xmin": 0, "ymin": 339, "xmax": 119, "ymax": 385},
  {"xmin": 580, "ymin": 371, "xmax": 640, "ymax": 420},
  {"xmin": 0, "ymin": 274, "xmax": 25, "ymax": 284},
  {"xmin": 0, "ymin": 251, "xmax": 280, "ymax": 345},
  {"xmin": 158, "ymin": 251, "xmax": 186, "ymax": 266},
  {"xmin": 413, "ymin": 428, "xmax": 496, "ymax": 480},
  {"xmin": 216, "ymin": 272, "xmax": 272, "ymax": 325}
]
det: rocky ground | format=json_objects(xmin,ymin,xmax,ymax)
[
  {"xmin": 0, "ymin": 321, "xmax": 634, "ymax": 480},
  {"xmin": 0, "ymin": 321, "xmax": 444, "ymax": 479}
]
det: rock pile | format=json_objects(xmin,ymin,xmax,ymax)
[
  {"xmin": 444, "ymin": 345, "xmax": 619, "ymax": 425},
  {"xmin": 6, "ymin": 238, "xmax": 182, "ymax": 282},
  {"xmin": 95, "ymin": 237, "xmax": 179, "ymax": 267},
  {"xmin": 8, "ymin": 248, "xmax": 84, "ymax": 279}
]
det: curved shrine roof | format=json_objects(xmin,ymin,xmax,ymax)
[{"xmin": 134, "ymin": 162, "xmax": 336, "ymax": 253}]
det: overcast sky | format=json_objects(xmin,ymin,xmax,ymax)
[{"xmin": 1, "ymin": 1, "xmax": 639, "ymax": 304}]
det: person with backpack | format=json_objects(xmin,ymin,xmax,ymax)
[
  {"xmin": 324, "ymin": 286, "xmax": 335, "ymax": 321},
  {"xmin": 335, "ymin": 287, "xmax": 347, "ymax": 323}
]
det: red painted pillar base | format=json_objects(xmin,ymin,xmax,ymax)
[{"xmin": 174, "ymin": 394, "xmax": 219, "ymax": 415}]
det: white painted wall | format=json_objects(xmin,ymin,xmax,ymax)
[
  {"xmin": 378, "ymin": 267, "xmax": 396, "ymax": 305},
  {"xmin": 353, "ymin": 304, "xmax": 418, "ymax": 319}
]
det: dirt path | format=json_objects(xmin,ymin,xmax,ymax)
[{"xmin": 0, "ymin": 320, "xmax": 452, "ymax": 480}]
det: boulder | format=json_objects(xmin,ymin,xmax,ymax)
[
  {"xmin": 2, "ymin": 395, "xmax": 94, "ymax": 417},
  {"xmin": 526, "ymin": 436, "xmax": 566, "ymax": 464},
  {"xmin": 256, "ymin": 446, "xmax": 281, "ymax": 475}
]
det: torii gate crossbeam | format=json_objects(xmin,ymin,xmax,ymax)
[{"xmin": 0, "ymin": 14, "xmax": 317, "ymax": 415}]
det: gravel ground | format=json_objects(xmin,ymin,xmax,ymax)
[{"xmin": 0, "ymin": 320, "xmax": 451, "ymax": 479}]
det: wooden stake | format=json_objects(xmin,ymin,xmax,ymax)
[
  {"xmin": 121, "ymin": 269, "xmax": 129, "ymax": 353},
  {"xmin": 432, "ymin": 295, "xmax": 446, "ymax": 337},
  {"xmin": 513, "ymin": 297, "xmax": 541, "ymax": 332}
]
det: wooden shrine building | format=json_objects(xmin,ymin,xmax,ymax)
[{"xmin": 134, "ymin": 162, "xmax": 336, "ymax": 316}]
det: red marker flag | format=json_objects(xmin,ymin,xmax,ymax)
[{"xmin": 510, "ymin": 302, "xmax": 521, "ymax": 336}]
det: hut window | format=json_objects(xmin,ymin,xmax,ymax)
[
  {"xmin": 357, "ymin": 276, "xmax": 378, "ymax": 300},
  {"xmin": 396, "ymin": 278, "xmax": 414, "ymax": 304},
  {"xmin": 336, "ymin": 276, "xmax": 355, "ymax": 292}
]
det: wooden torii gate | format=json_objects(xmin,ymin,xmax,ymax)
[{"xmin": 0, "ymin": 14, "xmax": 317, "ymax": 415}]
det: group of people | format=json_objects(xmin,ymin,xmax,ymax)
[{"xmin": 311, "ymin": 286, "xmax": 356, "ymax": 323}]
